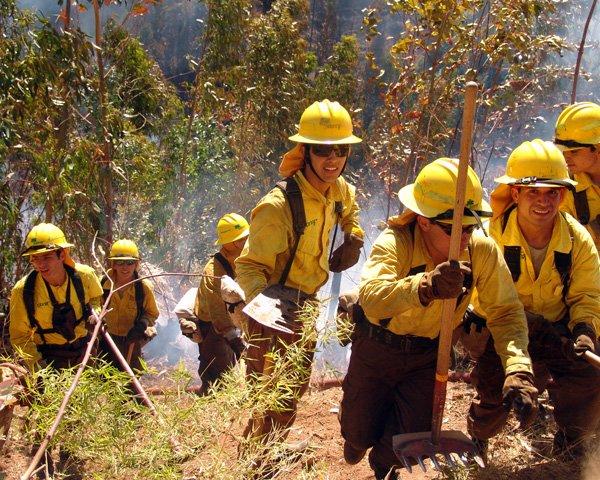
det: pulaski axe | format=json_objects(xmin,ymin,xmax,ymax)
[{"xmin": 392, "ymin": 82, "xmax": 484, "ymax": 472}]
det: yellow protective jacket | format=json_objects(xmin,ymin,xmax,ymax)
[
  {"xmin": 9, "ymin": 263, "xmax": 103, "ymax": 366},
  {"xmin": 359, "ymin": 220, "xmax": 531, "ymax": 374},
  {"xmin": 473, "ymin": 209, "xmax": 600, "ymax": 335},
  {"xmin": 101, "ymin": 271, "xmax": 159, "ymax": 336},
  {"xmin": 561, "ymin": 172, "xmax": 600, "ymax": 251},
  {"xmin": 194, "ymin": 254, "xmax": 238, "ymax": 335},
  {"xmin": 236, "ymin": 171, "xmax": 362, "ymax": 302}
]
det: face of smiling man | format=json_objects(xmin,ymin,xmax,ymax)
[{"xmin": 510, "ymin": 186, "xmax": 565, "ymax": 231}]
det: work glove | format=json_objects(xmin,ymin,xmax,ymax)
[
  {"xmin": 502, "ymin": 371, "xmax": 539, "ymax": 429},
  {"xmin": 418, "ymin": 260, "xmax": 472, "ymax": 306},
  {"xmin": 179, "ymin": 318, "xmax": 198, "ymax": 335},
  {"xmin": 329, "ymin": 233, "xmax": 364, "ymax": 272},
  {"xmin": 87, "ymin": 309, "xmax": 102, "ymax": 325},
  {"xmin": 126, "ymin": 318, "xmax": 154, "ymax": 343},
  {"xmin": 224, "ymin": 328, "xmax": 248, "ymax": 360},
  {"xmin": 567, "ymin": 322, "xmax": 597, "ymax": 360}
]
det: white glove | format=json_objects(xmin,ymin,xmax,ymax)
[{"xmin": 88, "ymin": 309, "xmax": 101, "ymax": 325}]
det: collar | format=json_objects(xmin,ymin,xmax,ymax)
[
  {"xmin": 293, "ymin": 170, "xmax": 345, "ymax": 204},
  {"xmin": 573, "ymin": 172, "xmax": 593, "ymax": 192},
  {"xmin": 498, "ymin": 209, "xmax": 572, "ymax": 254}
]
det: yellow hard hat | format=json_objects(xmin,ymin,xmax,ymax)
[
  {"xmin": 215, "ymin": 213, "xmax": 250, "ymax": 246},
  {"xmin": 22, "ymin": 223, "xmax": 74, "ymax": 257},
  {"xmin": 288, "ymin": 99, "xmax": 362, "ymax": 145},
  {"xmin": 398, "ymin": 158, "xmax": 491, "ymax": 225},
  {"xmin": 554, "ymin": 102, "xmax": 600, "ymax": 151},
  {"xmin": 108, "ymin": 239, "xmax": 140, "ymax": 260},
  {"xmin": 495, "ymin": 139, "xmax": 577, "ymax": 188}
]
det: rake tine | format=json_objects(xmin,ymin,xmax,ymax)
[
  {"xmin": 460, "ymin": 452, "xmax": 470, "ymax": 465},
  {"xmin": 444, "ymin": 452, "xmax": 457, "ymax": 469},
  {"xmin": 453, "ymin": 452, "xmax": 467, "ymax": 468},
  {"xmin": 431, "ymin": 455, "xmax": 442, "ymax": 471},
  {"xmin": 473, "ymin": 454, "xmax": 485, "ymax": 468},
  {"xmin": 416, "ymin": 455, "xmax": 427, "ymax": 473},
  {"xmin": 401, "ymin": 456, "xmax": 413, "ymax": 473}
]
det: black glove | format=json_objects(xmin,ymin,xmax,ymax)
[
  {"xmin": 126, "ymin": 318, "xmax": 149, "ymax": 343},
  {"xmin": 502, "ymin": 371, "xmax": 539, "ymax": 429},
  {"xmin": 419, "ymin": 260, "xmax": 472, "ymax": 305},
  {"xmin": 567, "ymin": 322, "xmax": 597, "ymax": 360},
  {"xmin": 329, "ymin": 233, "xmax": 364, "ymax": 272}
]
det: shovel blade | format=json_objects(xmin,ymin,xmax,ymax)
[
  {"xmin": 392, "ymin": 430, "xmax": 482, "ymax": 472},
  {"xmin": 243, "ymin": 293, "xmax": 294, "ymax": 334}
]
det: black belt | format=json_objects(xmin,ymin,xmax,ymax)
[
  {"xmin": 38, "ymin": 335, "xmax": 90, "ymax": 358},
  {"xmin": 356, "ymin": 320, "xmax": 438, "ymax": 353}
]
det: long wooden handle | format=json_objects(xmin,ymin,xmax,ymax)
[
  {"xmin": 584, "ymin": 350, "xmax": 600, "ymax": 370},
  {"xmin": 431, "ymin": 81, "xmax": 479, "ymax": 444}
]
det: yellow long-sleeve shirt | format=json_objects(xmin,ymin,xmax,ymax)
[
  {"xmin": 101, "ymin": 271, "xmax": 159, "ymax": 337},
  {"xmin": 473, "ymin": 209, "xmax": 600, "ymax": 335},
  {"xmin": 236, "ymin": 171, "xmax": 362, "ymax": 302},
  {"xmin": 9, "ymin": 263, "xmax": 103, "ymax": 365},
  {"xmin": 359, "ymin": 222, "xmax": 531, "ymax": 375},
  {"xmin": 561, "ymin": 172, "xmax": 600, "ymax": 251},
  {"xmin": 194, "ymin": 254, "xmax": 238, "ymax": 335}
]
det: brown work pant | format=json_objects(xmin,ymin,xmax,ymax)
[
  {"xmin": 243, "ymin": 317, "xmax": 315, "ymax": 442},
  {"xmin": 197, "ymin": 322, "xmax": 236, "ymax": 395},
  {"xmin": 467, "ymin": 330, "xmax": 600, "ymax": 445},
  {"xmin": 340, "ymin": 334, "xmax": 438, "ymax": 479}
]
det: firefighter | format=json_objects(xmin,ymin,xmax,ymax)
[
  {"xmin": 9, "ymin": 223, "xmax": 104, "ymax": 478},
  {"xmin": 98, "ymin": 239, "xmax": 159, "ymax": 372},
  {"xmin": 235, "ymin": 99, "xmax": 364, "ymax": 442},
  {"xmin": 339, "ymin": 159, "xmax": 535, "ymax": 480},
  {"xmin": 555, "ymin": 101, "xmax": 600, "ymax": 251},
  {"xmin": 9, "ymin": 223, "xmax": 103, "ymax": 371},
  {"xmin": 467, "ymin": 139, "xmax": 600, "ymax": 459},
  {"xmin": 178, "ymin": 213, "xmax": 250, "ymax": 395}
]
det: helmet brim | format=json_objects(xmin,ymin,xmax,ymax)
[
  {"xmin": 288, "ymin": 133, "xmax": 362, "ymax": 144},
  {"xmin": 398, "ymin": 184, "xmax": 491, "ymax": 226},
  {"xmin": 214, "ymin": 230, "xmax": 249, "ymax": 246},
  {"xmin": 494, "ymin": 174, "xmax": 577, "ymax": 188},
  {"xmin": 108, "ymin": 256, "xmax": 140, "ymax": 261},
  {"xmin": 22, "ymin": 242, "xmax": 75, "ymax": 257}
]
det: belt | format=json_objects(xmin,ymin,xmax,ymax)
[{"xmin": 356, "ymin": 320, "xmax": 438, "ymax": 353}]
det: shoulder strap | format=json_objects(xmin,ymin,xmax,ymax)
[
  {"xmin": 23, "ymin": 270, "xmax": 46, "ymax": 342},
  {"xmin": 554, "ymin": 213, "xmax": 573, "ymax": 304},
  {"xmin": 504, "ymin": 246, "xmax": 522, "ymax": 282},
  {"xmin": 214, "ymin": 252, "xmax": 235, "ymax": 279},
  {"xmin": 276, "ymin": 177, "xmax": 306, "ymax": 285},
  {"xmin": 501, "ymin": 204, "xmax": 517, "ymax": 233},
  {"xmin": 64, "ymin": 264, "xmax": 86, "ymax": 310},
  {"xmin": 573, "ymin": 189, "xmax": 590, "ymax": 225},
  {"xmin": 133, "ymin": 271, "xmax": 145, "ymax": 323},
  {"xmin": 101, "ymin": 274, "xmax": 110, "ymax": 302}
]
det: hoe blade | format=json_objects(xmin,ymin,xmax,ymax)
[{"xmin": 392, "ymin": 430, "xmax": 484, "ymax": 473}]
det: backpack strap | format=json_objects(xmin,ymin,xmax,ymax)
[
  {"xmin": 101, "ymin": 272, "xmax": 145, "ymax": 323},
  {"xmin": 276, "ymin": 177, "xmax": 307, "ymax": 286},
  {"xmin": 504, "ymin": 246, "xmax": 522, "ymax": 282},
  {"xmin": 554, "ymin": 212, "xmax": 573, "ymax": 304},
  {"xmin": 22, "ymin": 265, "xmax": 89, "ymax": 344},
  {"xmin": 501, "ymin": 204, "xmax": 517, "ymax": 233},
  {"xmin": 214, "ymin": 252, "xmax": 235, "ymax": 279},
  {"xmin": 573, "ymin": 189, "xmax": 590, "ymax": 225},
  {"xmin": 133, "ymin": 271, "xmax": 145, "ymax": 324}
]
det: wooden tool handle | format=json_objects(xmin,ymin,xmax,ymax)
[
  {"xmin": 431, "ymin": 82, "xmax": 479, "ymax": 444},
  {"xmin": 584, "ymin": 350, "xmax": 600, "ymax": 370}
]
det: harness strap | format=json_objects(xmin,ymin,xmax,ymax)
[
  {"xmin": 101, "ymin": 272, "xmax": 145, "ymax": 324},
  {"xmin": 504, "ymin": 246, "xmax": 522, "ymax": 282},
  {"xmin": 23, "ymin": 265, "xmax": 89, "ymax": 344},
  {"xmin": 276, "ymin": 177, "xmax": 307, "ymax": 286},
  {"xmin": 573, "ymin": 190, "xmax": 590, "ymax": 225},
  {"xmin": 214, "ymin": 252, "xmax": 235, "ymax": 279}
]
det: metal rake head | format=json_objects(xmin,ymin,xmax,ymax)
[{"xmin": 392, "ymin": 430, "xmax": 485, "ymax": 473}]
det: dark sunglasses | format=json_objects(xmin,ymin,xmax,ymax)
[
  {"xmin": 310, "ymin": 144, "xmax": 350, "ymax": 158},
  {"xmin": 113, "ymin": 259, "xmax": 136, "ymax": 266},
  {"xmin": 434, "ymin": 221, "xmax": 477, "ymax": 236}
]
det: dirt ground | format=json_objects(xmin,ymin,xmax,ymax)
[{"xmin": 1, "ymin": 377, "xmax": 595, "ymax": 479}]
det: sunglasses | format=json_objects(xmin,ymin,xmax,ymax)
[
  {"xmin": 310, "ymin": 144, "xmax": 350, "ymax": 158},
  {"xmin": 113, "ymin": 259, "xmax": 136, "ymax": 266},
  {"xmin": 434, "ymin": 221, "xmax": 477, "ymax": 236}
]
